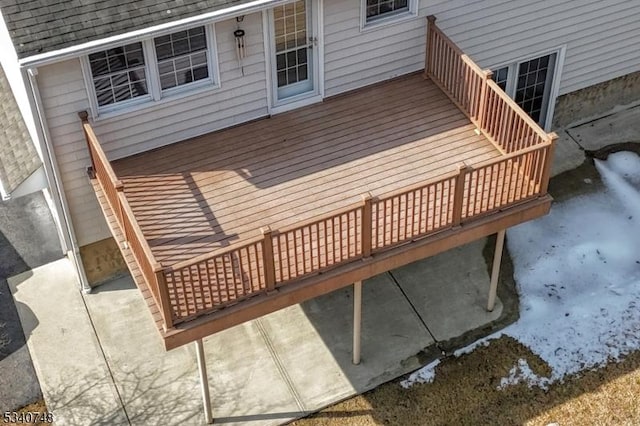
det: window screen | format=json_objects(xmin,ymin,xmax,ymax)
[{"xmin": 155, "ymin": 27, "xmax": 209, "ymax": 91}]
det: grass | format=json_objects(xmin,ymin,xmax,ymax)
[
  {"xmin": 0, "ymin": 322, "xmax": 9, "ymax": 356},
  {"xmin": 12, "ymin": 401, "xmax": 50, "ymax": 425},
  {"xmin": 293, "ymin": 336, "xmax": 640, "ymax": 425}
]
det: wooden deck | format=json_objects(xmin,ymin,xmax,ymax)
[
  {"xmin": 81, "ymin": 17, "xmax": 557, "ymax": 349},
  {"xmin": 113, "ymin": 73, "xmax": 499, "ymax": 266}
]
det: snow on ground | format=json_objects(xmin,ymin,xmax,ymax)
[
  {"xmin": 400, "ymin": 359, "xmax": 440, "ymax": 388},
  {"xmin": 403, "ymin": 152, "xmax": 640, "ymax": 389}
]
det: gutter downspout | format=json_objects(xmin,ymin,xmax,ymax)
[{"xmin": 22, "ymin": 66, "xmax": 92, "ymax": 293}]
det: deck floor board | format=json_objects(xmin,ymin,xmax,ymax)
[{"xmin": 113, "ymin": 74, "xmax": 501, "ymax": 265}]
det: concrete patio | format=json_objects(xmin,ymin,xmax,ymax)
[
  {"xmin": 9, "ymin": 236, "xmax": 513, "ymax": 425},
  {"xmin": 12, "ymin": 102, "xmax": 640, "ymax": 425}
]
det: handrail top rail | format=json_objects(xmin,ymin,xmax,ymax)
[
  {"xmin": 80, "ymin": 111, "xmax": 162, "ymax": 275},
  {"xmin": 271, "ymin": 202, "xmax": 363, "ymax": 237},
  {"xmin": 426, "ymin": 19, "xmax": 553, "ymax": 144},
  {"xmin": 375, "ymin": 168, "xmax": 459, "ymax": 201},
  {"xmin": 81, "ymin": 120, "xmax": 120, "ymax": 184},
  {"xmin": 167, "ymin": 235, "xmax": 264, "ymax": 272},
  {"xmin": 116, "ymin": 191, "xmax": 162, "ymax": 269},
  {"xmin": 468, "ymin": 139, "xmax": 554, "ymax": 171}
]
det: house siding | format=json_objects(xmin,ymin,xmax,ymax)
[
  {"xmin": 425, "ymin": 0, "xmax": 640, "ymax": 95},
  {"xmin": 323, "ymin": 0, "xmax": 427, "ymax": 96},
  {"xmin": 36, "ymin": 12, "xmax": 267, "ymax": 246},
  {"xmin": 325, "ymin": 0, "xmax": 640, "ymax": 98},
  {"xmin": 34, "ymin": 0, "xmax": 640, "ymax": 247}
]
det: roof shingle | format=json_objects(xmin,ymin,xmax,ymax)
[
  {"xmin": 1, "ymin": 0, "xmax": 255, "ymax": 59},
  {"xmin": 0, "ymin": 63, "xmax": 41, "ymax": 194}
]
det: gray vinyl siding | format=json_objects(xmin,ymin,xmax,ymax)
[
  {"xmin": 36, "ymin": 12, "xmax": 267, "ymax": 246},
  {"xmin": 424, "ymin": 0, "xmax": 640, "ymax": 95},
  {"xmin": 91, "ymin": 13, "xmax": 268, "ymax": 160},
  {"xmin": 323, "ymin": 0, "xmax": 426, "ymax": 96},
  {"xmin": 34, "ymin": 0, "xmax": 640, "ymax": 247},
  {"xmin": 323, "ymin": 0, "xmax": 640, "ymax": 97}
]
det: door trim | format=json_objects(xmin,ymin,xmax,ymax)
[
  {"xmin": 263, "ymin": 0, "xmax": 324, "ymax": 115},
  {"xmin": 490, "ymin": 45, "xmax": 565, "ymax": 131}
]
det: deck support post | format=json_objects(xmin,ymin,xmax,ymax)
[
  {"xmin": 352, "ymin": 280, "xmax": 362, "ymax": 365},
  {"xmin": 195, "ymin": 339, "xmax": 213, "ymax": 424},
  {"xmin": 487, "ymin": 229, "xmax": 506, "ymax": 312}
]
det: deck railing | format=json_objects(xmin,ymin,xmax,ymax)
[
  {"xmin": 425, "ymin": 15, "xmax": 551, "ymax": 154},
  {"xmin": 81, "ymin": 16, "xmax": 557, "ymax": 327},
  {"xmin": 79, "ymin": 112, "xmax": 174, "ymax": 330},
  {"xmin": 161, "ymin": 142, "xmax": 553, "ymax": 324}
]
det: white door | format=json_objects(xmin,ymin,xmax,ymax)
[{"xmin": 269, "ymin": 0, "xmax": 319, "ymax": 104}]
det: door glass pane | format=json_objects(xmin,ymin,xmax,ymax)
[
  {"xmin": 514, "ymin": 53, "xmax": 556, "ymax": 126},
  {"xmin": 272, "ymin": 0, "xmax": 309, "ymax": 88},
  {"xmin": 493, "ymin": 66, "xmax": 509, "ymax": 92}
]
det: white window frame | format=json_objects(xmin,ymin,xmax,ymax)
[
  {"xmin": 81, "ymin": 23, "xmax": 220, "ymax": 120},
  {"xmin": 360, "ymin": 0, "xmax": 418, "ymax": 31},
  {"xmin": 490, "ymin": 46, "xmax": 566, "ymax": 131},
  {"xmin": 81, "ymin": 41, "xmax": 153, "ymax": 115}
]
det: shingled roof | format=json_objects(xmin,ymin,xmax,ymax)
[
  {"xmin": 0, "ymin": 63, "xmax": 41, "ymax": 195},
  {"xmin": 1, "ymin": 0, "xmax": 256, "ymax": 59}
]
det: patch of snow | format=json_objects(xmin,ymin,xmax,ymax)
[
  {"xmin": 605, "ymin": 151, "xmax": 640, "ymax": 188},
  {"xmin": 400, "ymin": 359, "xmax": 440, "ymax": 388},
  {"xmin": 452, "ymin": 333, "xmax": 498, "ymax": 357},
  {"xmin": 498, "ymin": 358, "xmax": 550, "ymax": 389},
  {"xmin": 404, "ymin": 151, "xmax": 640, "ymax": 390}
]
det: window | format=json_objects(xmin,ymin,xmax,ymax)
[
  {"xmin": 366, "ymin": 0, "xmax": 408, "ymax": 20},
  {"xmin": 88, "ymin": 42, "xmax": 149, "ymax": 107},
  {"xmin": 493, "ymin": 66, "xmax": 509, "ymax": 92},
  {"xmin": 83, "ymin": 24, "xmax": 218, "ymax": 116},
  {"xmin": 492, "ymin": 52, "xmax": 558, "ymax": 128},
  {"xmin": 362, "ymin": 0, "xmax": 417, "ymax": 27},
  {"xmin": 154, "ymin": 27, "xmax": 209, "ymax": 91}
]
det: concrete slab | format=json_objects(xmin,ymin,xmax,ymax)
[
  {"xmin": 199, "ymin": 322, "xmax": 302, "ymax": 425},
  {"xmin": 16, "ymin": 238, "xmax": 514, "ymax": 425},
  {"xmin": 552, "ymin": 131, "xmax": 585, "ymax": 177},
  {"xmin": 567, "ymin": 104, "xmax": 640, "ymax": 150},
  {"xmin": 83, "ymin": 275, "xmax": 301, "ymax": 426},
  {"xmin": 0, "ymin": 191, "xmax": 62, "ymax": 411},
  {"xmin": 390, "ymin": 238, "xmax": 502, "ymax": 343},
  {"xmin": 258, "ymin": 273, "xmax": 434, "ymax": 412},
  {"xmin": 8, "ymin": 259, "xmax": 127, "ymax": 425}
]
